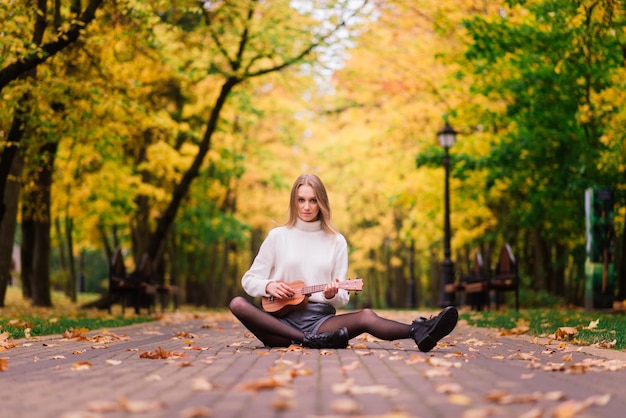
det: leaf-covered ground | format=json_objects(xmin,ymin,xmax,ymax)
[
  {"xmin": 0, "ymin": 287, "xmax": 154, "ymax": 339},
  {"xmin": 461, "ymin": 308, "xmax": 626, "ymax": 350}
]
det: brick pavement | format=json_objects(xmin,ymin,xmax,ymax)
[{"xmin": 1, "ymin": 309, "xmax": 625, "ymax": 418}]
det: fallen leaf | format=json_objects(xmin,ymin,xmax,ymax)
[
  {"xmin": 86, "ymin": 400, "xmax": 120, "ymax": 413},
  {"xmin": 237, "ymin": 371, "xmax": 294, "ymax": 391},
  {"xmin": 271, "ymin": 389, "xmax": 295, "ymax": 411},
  {"xmin": 435, "ymin": 382, "xmax": 463, "ymax": 394},
  {"xmin": 586, "ymin": 319, "xmax": 600, "ymax": 330},
  {"xmin": 118, "ymin": 396, "xmax": 166, "ymax": 413},
  {"xmin": 71, "ymin": 361, "xmax": 93, "ymax": 371},
  {"xmin": 551, "ymin": 399, "xmax": 584, "ymax": 418},
  {"xmin": 139, "ymin": 346, "xmax": 184, "ymax": 359},
  {"xmin": 105, "ymin": 359, "xmax": 122, "ymax": 366},
  {"xmin": 508, "ymin": 352, "xmax": 539, "ymax": 361},
  {"xmin": 543, "ymin": 391, "xmax": 566, "ymax": 401},
  {"xmin": 192, "ymin": 377, "xmax": 214, "ymax": 391},
  {"xmin": 405, "ymin": 354, "xmax": 428, "ymax": 364},
  {"xmin": 593, "ymin": 340, "xmax": 617, "ymax": 349},
  {"xmin": 544, "ymin": 362, "xmax": 565, "ymax": 372},
  {"xmin": 554, "ymin": 327, "xmax": 578, "ymax": 340},
  {"xmin": 461, "ymin": 407, "xmax": 498, "ymax": 418},
  {"xmin": 177, "ymin": 361, "xmax": 194, "ymax": 367},
  {"xmin": 428, "ymin": 357, "xmax": 462, "ymax": 368},
  {"xmin": 423, "ymin": 368, "xmax": 452, "ymax": 379},
  {"xmin": 331, "ymin": 398, "xmax": 362, "ymax": 414},
  {"xmin": 449, "ymin": 393, "xmax": 472, "ymax": 406},
  {"xmin": 0, "ymin": 357, "xmax": 8, "ymax": 371},
  {"xmin": 331, "ymin": 378, "xmax": 398, "ymax": 397},
  {"xmin": 340, "ymin": 361, "xmax": 360, "ymax": 372},
  {"xmin": 90, "ymin": 344, "xmax": 108, "ymax": 350}
]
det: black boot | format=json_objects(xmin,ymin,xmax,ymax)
[
  {"xmin": 410, "ymin": 306, "xmax": 458, "ymax": 352},
  {"xmin": 302, "ymin": 327, "xmax": 349, "ymax": 349}
]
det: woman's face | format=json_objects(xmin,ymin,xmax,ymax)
[{"xmin": 296, "ymin": 185, "xmax": 320, "ymax": 222}]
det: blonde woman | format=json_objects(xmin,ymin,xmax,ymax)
[{"xmin": 229, "ymin": 174, "xmax": 458, "ymax": 349}]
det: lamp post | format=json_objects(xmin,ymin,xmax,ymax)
[{"xmin": 437, "ymin": 121, "xmax": 457, "ymax": 307}]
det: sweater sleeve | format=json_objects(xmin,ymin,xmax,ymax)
[
  {"xmin": 241, "ymin": 230, "xmax": 276, "ymax": 298},
  {"xmin": 313, "ymin": 233, "xmax": 350, "ymax": 308}
]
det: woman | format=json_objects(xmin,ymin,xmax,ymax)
[{"xmin": 229, "ymin": 174, "xmax": 458, "ymax": 350}]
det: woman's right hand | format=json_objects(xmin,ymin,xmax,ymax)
[{"xmin": 266, "ymin": 281, "xmax": 295, "ymax": 299}]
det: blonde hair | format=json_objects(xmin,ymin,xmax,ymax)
[{"xmin": 286, "ymin": 174, "xmax": 338, "ymax": 234}]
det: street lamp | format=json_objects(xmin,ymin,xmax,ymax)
[{"xmin": 437, "ymin": 121, "xmax": 457, "ymax": 307}]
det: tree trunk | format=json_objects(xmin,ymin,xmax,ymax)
[
  {"xmin": 54, "ymin": 217, "xmax": 68, "ymax": 292},
  {"xmin": 30, "ymin": 141, "xmax": 58, "ymax": 307},
  {"xmin": 0, "ymin": 151, "xmax": 24, "ymax": 306},
  {"xmin": 553, "ymin": 242, "xmax": 567, "ymax": 297},
  {"xmin": 65, "ymin": 215, "xmax": 77, "ymax": 302},
  {"xmin": 131, "ymin": 130, "xmax": 154, "ymax": 266},
  {"xmin": 618, "ymin": 202, "xmax": 626, "ymax": 301},
  {"xmin": 21, "ymin": 218, "xmax": 34, "ymax": 300},
  {"xmin": 147, "ymin": 77, "xmax": 240, "ymax": 270},
  {"xmin": 530, "ymin": 227, "xmax": 547, "ymax": 292}
]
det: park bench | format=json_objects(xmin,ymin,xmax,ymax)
[
  {"xmin": 135, "ymin": 252, "xmax": 179, "ymax": 313},
  {"xmin": 108, "ymin": 247, "xmax": 140, "ymax": 314},
  {"xmin": 489, "ymin": 243, "xmax": 519, "ymax": 311},
  {"xmin": 461, "ymin": 250, "xmax": 490, "ymax": 311},
  {"xmin": 108, "ymin": 248, "xmax": 156, "ymax": 314}
]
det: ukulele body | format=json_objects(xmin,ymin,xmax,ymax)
[
  {"xmin": 261, "ymin": 278, "xmax": 363, "ymax": 317},
  {"xmin": 262, "ymin": 280, "xmax": 309, "ymax": 317}
]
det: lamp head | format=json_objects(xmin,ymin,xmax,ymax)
[{"xmin": 437, "ymin": 122, "xmax": 457, "ymax": 149}]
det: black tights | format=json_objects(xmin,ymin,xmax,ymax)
[{"xmin": 229, "ymin": 296, "xmax": 412, "ymax": 347}]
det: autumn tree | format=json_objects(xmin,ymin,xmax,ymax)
[
  {"xmin": 0, "ymin": 0, "xmax": 106, "ymax": 307},
  {"xmin": 462, "ymin": 0, "xmax": 626, "ymax": 302}
]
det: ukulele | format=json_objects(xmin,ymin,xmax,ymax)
[{"xmin": 262, "ymin": 278, "xmax": 364, "ymax": 317}]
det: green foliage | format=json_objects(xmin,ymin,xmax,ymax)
[{"xmin": 519, "ymin": 288, "xmax": 566, "ymax": 309}]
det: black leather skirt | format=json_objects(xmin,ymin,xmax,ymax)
[{"xmin": 278, "ymin": 302, "xmax": 336, "ymax": 334}]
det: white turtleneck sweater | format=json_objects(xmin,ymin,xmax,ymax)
[{"xmin": 241, "ymin": 218, "xmax": 350, "ymax": 307}]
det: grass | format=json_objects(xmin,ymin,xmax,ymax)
[
  {"xmin": 0, "ymin": 286, "xmax": 154, "ymax": 339},
  {"xmin": 460, "ymin": 307, "xmax": 626, "ymax": 350}
]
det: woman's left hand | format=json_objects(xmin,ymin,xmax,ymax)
[{"xmin": 323, "ymin": 278, "xmax": 339, "ymax": 299}]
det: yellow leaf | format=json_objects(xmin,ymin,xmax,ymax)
[{"xmin": 448, "ymin": 393, "xmax": 472, "ymax": 406}]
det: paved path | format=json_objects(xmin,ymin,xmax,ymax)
[{"xmin": 1, "ymin": 310, "xmax": 625, "ymax": 418}]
